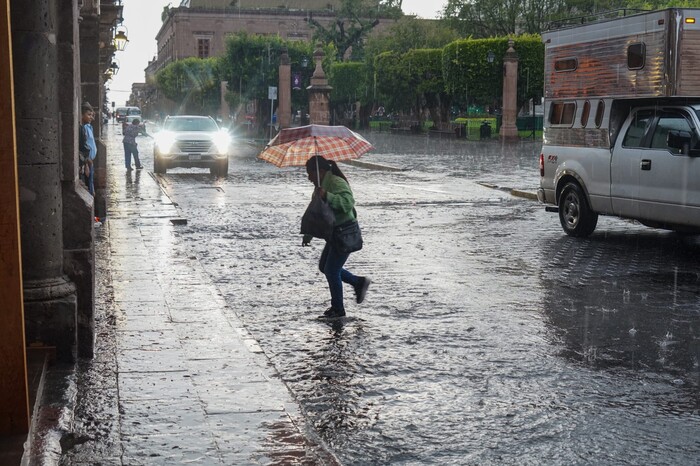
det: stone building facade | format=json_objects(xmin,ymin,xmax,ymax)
[
  {"xmin": 139, "ymin": 0, "xmax": 391, "ymax": 116},
  {"xmin": 1, "ymin": 0, "xmax": 121, "ymax": 445}
]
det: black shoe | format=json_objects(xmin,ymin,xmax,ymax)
[
  {"xmin": 319, "ymin": 307, "xmax": 346, "ymax": 319},
  {"xmin": 354, "ymin": 277, "xmax": 371, "ymax": 304},
  {"xmin": 136, "ymin": 165, "xmax": 144, "ymax": 169}
]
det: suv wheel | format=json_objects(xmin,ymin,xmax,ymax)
[
  {"xmin": 558, "ymin": 182, "xmax": 598, "ymax": 237},
  {"xmin": 210, "ymin": 158, "xmax": 228, "ymax": 177},
  {"xmin": 154, "ymin": 153, "xmax": 167, "ymax": 174}
]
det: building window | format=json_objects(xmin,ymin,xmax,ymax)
[{"xmin": 198, "ymin": 38, "xmax": 210, "ymax": 59}]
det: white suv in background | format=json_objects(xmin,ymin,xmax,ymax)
[{"xmin": 153, "ymin": 115, "xmax": 230, "ymax": 176}]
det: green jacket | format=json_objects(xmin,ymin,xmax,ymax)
[{"xmin": 321, "ymin": 172, "xmax": 356, "ymax": 226}]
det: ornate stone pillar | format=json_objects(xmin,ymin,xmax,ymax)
[
  {"xmin": 500, "ymin": 39, "xmax": 519, "ymax": 140},
  {"xmin": 307, "ymin": 44, "xmax": 332, "ymax": 126},
  {"xmin": 12, "ymin": 0, "xmax": 78, "ymax": 361},
  {"xmin": 278, "ymin": 48, "xmax": 291, "ymax": 129}
]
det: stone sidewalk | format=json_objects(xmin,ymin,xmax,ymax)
[{"xmin": 61, "ymin": 129, "xmax": 339, "ymax": 464}]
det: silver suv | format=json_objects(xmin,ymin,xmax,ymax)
[{"xmin": 153, "ymin": 115, "xmax": 230, "ymax": 176}]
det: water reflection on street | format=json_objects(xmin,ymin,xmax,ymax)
[{"xmin": 122, "ymin": 127, "xmax": 699, "ymax": 465}]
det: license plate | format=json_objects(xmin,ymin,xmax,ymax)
[{"xmin": 189, "ymin": 154, "xmax": 202, "ymax": 161}]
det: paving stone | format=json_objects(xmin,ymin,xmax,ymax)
[{"xmin": 117, "ymin": 348, "xmax": 188, "ymax": 373}]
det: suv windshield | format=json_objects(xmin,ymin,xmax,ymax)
[{"xmin": 164, "ymin": 117, "xmax": 219, "ymax": 132}]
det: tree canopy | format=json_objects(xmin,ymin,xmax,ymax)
[
  {"xmin": 441, "ymin": 0, "xmax": 700, "ymax": 37},
  {"xmin": 307, "ymin": 0, "xmax": 402, "ymax": 61}
]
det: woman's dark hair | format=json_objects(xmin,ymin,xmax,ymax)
[{"xmin": 306, "ymin": 155, "xmax": 348, "ymax": 182}]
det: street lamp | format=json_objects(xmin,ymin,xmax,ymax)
[
  {"xmin": 108, "ymin": 59, "xmax": 120, "ymax": 76},
  {"xmin": 113, "ymin": 24, "xmax": 129, "ymax": 51}
]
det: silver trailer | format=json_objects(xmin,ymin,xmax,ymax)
[{"xmin": 539, "ymin": 9, "xmax": 700, "ymax": 236}]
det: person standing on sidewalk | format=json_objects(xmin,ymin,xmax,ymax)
[
  {"xmin": 302, "ymin": 155, "xmax": 370, "ymax": 319},
  {"xmin": 123, "ymin": 118, "xmax": 145, "ymax": 170},
  {"xmin": 79, "ymin": 102, "xmax": 97, "ymax": 195}
]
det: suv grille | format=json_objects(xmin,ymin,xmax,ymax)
[{"xmin": 177, "ymin": 140, "xmax": 212, "ymax": 153}]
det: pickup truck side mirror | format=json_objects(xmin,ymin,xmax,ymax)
[{"xmin": 666, "ymin": 129, "xmax": 696, "ymax": 155}]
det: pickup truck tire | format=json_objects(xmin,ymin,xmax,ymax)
[{"xmin": 558, "ymin": 182, "xmax": 598, "ymax": 237}]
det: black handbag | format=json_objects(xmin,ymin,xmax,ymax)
[
  {"xmin": 333, "ymin": 220, "xmax": 363, "ymax": 253},
  {"xmin": 300, "ymin": 194, "xmax": 336, "ymax": 240}
]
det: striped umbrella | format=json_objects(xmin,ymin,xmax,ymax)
[{"xmin": 258, "ymin": 124, "xmax": 373, "ymax": 167}]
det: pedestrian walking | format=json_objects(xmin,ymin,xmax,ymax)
[
  {"xmin": 123, "ymin": 118, "xmax": 145, "ymax": 170},
  {"xmin": 79, "ymin": 102, "xmax": 97, "ymax": 195},
  {"xmin": 302, "ymin": 155, "xmax": 370, "ymax": 319}
]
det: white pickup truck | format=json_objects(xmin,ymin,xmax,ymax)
[{"xmin": 538, "ymin": 9, "xmax": 700, "ymax": 236}]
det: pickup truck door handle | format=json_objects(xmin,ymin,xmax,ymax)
[{"xmin": 641, "ymin": 159, "xmax": 652, "ymax": 170}]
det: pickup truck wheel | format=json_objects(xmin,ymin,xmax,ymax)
[{"xmin": 558, "ymin": 182, "xmax": 598, "ymax": 237}]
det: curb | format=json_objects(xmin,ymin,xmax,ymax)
[
  {"xmin": 342, "ymin": 159, "xmax": 407, "ymax": 172},
  {"xmin": 510, "ymin": 189, "xmax": 538, "ymax": 200},
  {"xmin": 476, "ymin": 181, "xmax": 538, "ymax": 201}
]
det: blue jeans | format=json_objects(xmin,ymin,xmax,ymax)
[
  {"xmin": 87, "ymin": 163, "xmax": 94, "ymax": 195},
  {"xmin": 124, "ymin": 142, "xmax": 141, "ymax": 169},
  {"xmin": 319, "ymin": 242, "xmax": 360, "ymax": 311}
]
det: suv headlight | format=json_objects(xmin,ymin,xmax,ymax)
[
  {"xmin": 213, "ymin": 131, "xmax": 231, "ymax": 154},
  {"xmin": 155, "ymin": 131, "xmax": 176, "ymax": 154}
]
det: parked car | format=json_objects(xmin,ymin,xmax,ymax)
[
  {"xmin": 153, "ymin": 115, "xmax": 230, "ymax": 176},
  {"xmin": 122, "ymin": 115, "xmax": 146, "ymax": 133},
  {"xmin": 115, "ymin": 106, "xmax": 141, "ymax": 123}
]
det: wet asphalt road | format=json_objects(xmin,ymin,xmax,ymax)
[{"xmin": 109, "ymin": 127, "xmax": 699, "ymax": 465}]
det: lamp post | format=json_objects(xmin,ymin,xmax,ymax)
[{"xmin": 486, "ymin": 50, "xmax": 496, "ymax": 113}]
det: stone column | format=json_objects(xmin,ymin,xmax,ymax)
[
  {"xmin": 12, "ymin": 0, "xmax": 78, "ymax": 362},
  {"xmin": 307, "ymin": 44, "xmax": 332, "ymax": 126},
  {"xmin": 61, "ymin": 0, "xmax": 96, "ymax": 358},
  {"xmin": 500, "ymin": 39, "xmax": 519, "ymax": 140},
  {"xmin": 278, "ymin": 48, "xmax": 291, "ymax": 129}
]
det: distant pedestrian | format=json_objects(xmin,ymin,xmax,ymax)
[
  {"xmin": 79, "ymin": 102, "xmax": 97, "ymax": 195},
  {"xmin": 302, "ymin": 155, "xmax": 370, "ymax": 319},
  {"xmin": 123, "ymin": 118, "xmax": 145, "ymax": 170}
]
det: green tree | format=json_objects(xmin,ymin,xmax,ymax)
[
  {"xmin": 374, "ymin": 48, "xmax": 449, "ymax": 128},
  {"xmin": 218, "ymin": 32, "xmax": 335, "ymax": 133},
  {"xmin": 404, "ymin": 49, "xmax": 451, "ymax": 128},
  {"xmin": 329, "ymin": 62, "xmax": 369, "ymax": 128},
  {"xmin": 442, "ymin": 35, "xmax": 543, "ymax": 112},
  {"xmin": 155, "ymin": 57, "xmax": 220, "ymax": 115},
  {"xmin": 366, "ymin": 15, "xmax": 459, "ymax": 55},
  {"xmin": 307, "ymin": 0, "xmax": 401, "ymax": 61},
  {"xmin": 441, "ymin": 0, "xmax": 660, "ymax": 37},
  {"xmin": 374, "ymin": 51, "xmax": 412, "ymax": 114}
]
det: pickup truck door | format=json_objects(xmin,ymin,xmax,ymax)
[
  {"xmin": 610, "ymin": 109, "xmax": 655, "ymax": 218},
  {"xmin": 636, "ymin": 110, "xmax": 700, "ymax": 226}
]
